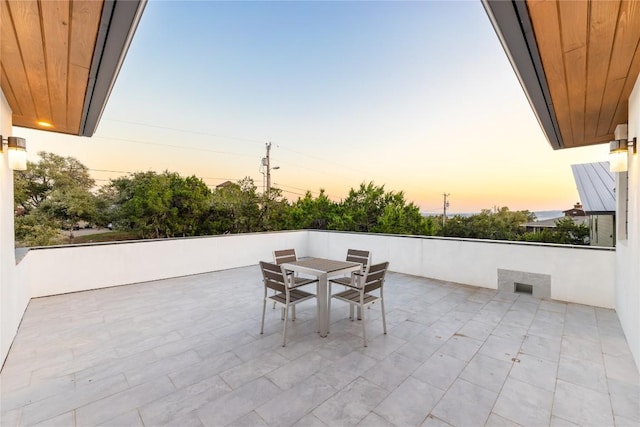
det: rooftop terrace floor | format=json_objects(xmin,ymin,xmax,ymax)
[{"xmin": 1, "ymin": 265, "xmax": 639, "ymax": 426}]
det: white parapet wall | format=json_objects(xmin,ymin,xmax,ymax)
[
  {"xmin": 24, "ymin": 230, "xmax": 616, "ymax": 309},
  {"xmin": 308, "ymin": 231, "xmax": 616, "ymax": 308},
  {"xmin": 26, "ymin": 231, "xmax": 310, "ymax": 297}
]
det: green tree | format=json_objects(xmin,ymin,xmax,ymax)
[
  {"xmin": 340, "ymin": 182, "xmax": 392, "ymax": 232},
  {"xmin": 521, "ymin": 217, "xmax": 589, "ymax": 245},
  {"xmin": 374, "ymin": 193, "xmax": 431, "ymax": 235},
  {"xmin": 335, "ymin": 182, "xmax": 433, "ymax": 235},
  {"xmin": 209, "ymin": 177, "xmax": 262, "ymax": 234},
  {"xmin": 110, "ymin": 171, "xmax": 211, "ymax": 238},
  {"xmin": 442, "ymin": 207, "xmax": 535, "ymax": 240},
  {"xmin": 15, "ymin": 213, "xmax": 61, "ymax": 247},
  {"xmin": 287, "ymin": 189, "xmax": 341, "ymax": 230},
  {"xmin": 166, "ymin": 174, "xmax": 212, "ymax": 237},
  {"xmin": 110, "ymin": 171, "xmax": 173, "ymax": 238},
  {"xmin": 14, "ymin": 152, "xmax": 97, "ymax": 245},
  {"xmin": 94, "ymin": 185, "xmax": 118, "ymax": 228},
  {"xmin": 14, "ymin": 151, "xmax": 94, "ymax": 213},
  {"xmin": 39, "ymin": 187, "xmax": 97, "ymax": 242},
  {"xmin": 261, "ymin": 186, "xmax": 292, "ymax": 231}
]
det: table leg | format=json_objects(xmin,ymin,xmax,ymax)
[{"xmin": 318, "ymin": 273, "xmax": 328, "ymax": 337}]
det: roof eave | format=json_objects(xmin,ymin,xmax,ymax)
[
  {"xmin": 79, "ymin": 0, "xmax": 147, "ymax": 137},
  {"xmin": 481, "ymin": 0, "xmax": 564, "ymax": 150}
]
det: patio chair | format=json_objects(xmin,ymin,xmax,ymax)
[
  {"xmin": 272, "ymin": 249, "xmax": 319, "ymax": 313},
  {"xmin": 330, "ymin": 262, "xmax": 388, "ymax": 347},
  {"xmin": 273, "ymin": 249, "xmax": 319, "ymax": 288},
  {"xmin": 328, "ymin": 249, "xmax": 371, "ymax": 288},
  {"xmin": 260, "ymin": 261, "xmax": 317, "ymax": 347},
  {"xmin": 328, "ymin": 249, "xmax": 371, "ymax": 319}
]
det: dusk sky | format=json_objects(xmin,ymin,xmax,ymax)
[{"xmin": 18, "ymin": 0, "xmax": 608, "ymax": 214}]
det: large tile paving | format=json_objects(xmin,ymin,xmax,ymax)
[{"xmin": 1, "ymin": 265, "xmax": 639, "ymax": 426}]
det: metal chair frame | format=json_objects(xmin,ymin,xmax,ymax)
[
  {"xmin": 260, "ymin": 261, "xmax": 317, "ymax": 347},
  {"xmin": 330, "ymin": 262, "xmax": 388, "ymax": 347}
]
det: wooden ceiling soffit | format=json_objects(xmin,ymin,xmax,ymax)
[
  {"xmin": 527, "ymin": 0, "xmax": 640, "ymax": 149},
  {"xmin": 1, "ymin": 0, "xmax": 146, "ymax": 137},
  {"xmin": 1, "ymin": 0, "xmax": 102, "ymax": 135}
]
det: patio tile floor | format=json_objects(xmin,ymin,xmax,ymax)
[{"xmin": 1, "ymin": 265, "xmax": 639, "ymax": 426}]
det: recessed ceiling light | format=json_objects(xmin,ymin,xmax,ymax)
[{"xmin": 37, "ymin": 121, "xmax": 53, "ymax": 127}]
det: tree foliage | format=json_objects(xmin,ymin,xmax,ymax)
[
  {"xmin": 14, "ymin": 152, "xmax": 96, "ymax": 245},
  {"xmin": 287, "ymin": 190, "xmax": 341, "ymax": 230},
  {"xmin": 520, "ymin": 217, "xmax": 590, "ymax": 245},
  {"xmin": 209, "ymin": 178, "xmax": 261, "ymax": 234},
  {"xmin": 14, "ymin": 152, "xmax": 94, "ymax": 213},
  {"xmin": 441, "ymin": 207, "xmax": 535, "ymax": 240},
  {"xmin": 110, "ymin": 171, "xmax": 211, "ymax": 238},
  {"xmin": 14, "ymin": 153, "xmax": 591, "ymax": 247}
]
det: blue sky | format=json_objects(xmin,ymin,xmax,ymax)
[{"xmin": 21, "ymin": 0, "xmax": 608, "ymax": 213}]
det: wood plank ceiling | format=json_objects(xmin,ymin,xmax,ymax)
[
  {"xmin": 526, "ymin": 0, "xmax": 640, "ymax": 148},
  {"xmin": 1, "ymin": 0, "xmax": 103, "ymax": 135}
]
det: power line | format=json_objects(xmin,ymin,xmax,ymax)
[
  {"xmin": 92, "ymin": 135, "xmax": 256, "ymax": 158},
  {"xmin": 277, "ymin": 144, "xmax": 397, "ymax": 185},
  {"xmin": 99, "ymin": 121, "xmax": 397, "ymax": 187},
  {"xmin": 274, "ymin": 183, "xmax": 338, "ymax": 200},
  {"xmin": 278, "ymin": 188, "xmax": 306, "ymax": 197},
  {"xmin": 89, "ymin": 168, "xmax": 131, "ymax": 174},
  {"xmin": 200, "ymin": 176, "xmax": 241, "ymax": 182},
  {"xmin": 102, "ymin": 118, "xmax": 265, "ymax": 145}
]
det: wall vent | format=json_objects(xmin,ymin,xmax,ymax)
[
  {"xmin": 497, "ymin": 269, "xmax": 551, "ymax": 299},
  {"xmin": 514, "ymin": 283, "xmax": 533, "ymax": 294}
]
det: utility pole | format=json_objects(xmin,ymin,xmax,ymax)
[
  {"xmin": 261, "ymin": 142, "xmax": 280, "ymax": 195},
  {"xmin": 261, "ymin": 142, "xmax": 280, "ymax": 230},
  {"xmin": 265, "ymin": 142, "xmax": 272, "ymax": 194},
  {"xmin": 443, "ymin": 193, "xmax": 450, "ymax": 227}
]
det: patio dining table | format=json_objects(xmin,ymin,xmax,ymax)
[{"xmin": 281, "ymin": 257, "xmax": 361, "ymax": 337}]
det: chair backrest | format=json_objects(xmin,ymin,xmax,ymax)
[
  {"xmin": 260, "ymin": 261, "xmax": 288, "ymax": 293},
  {"xmin": 362, "ymin": 262, "xmax": 388, "ymax": 293},
  {"xmin": 273, "ymin": 249, "xmax": 297, "ymax": 265},
  {"xmin": 346, "ymin": 249, "xmax": 370, "ymax": 272}
]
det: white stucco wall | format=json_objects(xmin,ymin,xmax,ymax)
[
  {"xmin": 27, "ymin": 231, "xmax": 310, "ymax": 297},
  {"xmin": 617, "ymin": 74, "xmax": 640, "ymax": 370},
  {"xmin": 1, "ymin": 91, "xmax": 30, "ymax": 366},
  {"xmin": 308, "ymin": 231, "xmax": 616, "ymax": 308},
  {"xmin": 22, "ymin": 231, "xmax": 615, "ymax": 310}
]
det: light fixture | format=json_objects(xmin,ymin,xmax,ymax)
[
  {"xmin": 609, "ymin": 138, "xmax": 636, "ymax": 173},
  {"xmin": 0, "ymin": 135, "xmax": 28, "ymax": 171},
  {"xmin": 37, "ymin": 121, "xmax": 53, "ymax": 128}
]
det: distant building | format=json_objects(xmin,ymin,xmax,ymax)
[
  {"xmin": 571, "ymin": 162, "xmax": 616, "ymax": 247},
  {"xmin": 215, "ymin": 181, "xmax": 236, "ymax": 189},
  {"xmin": 521, "ymin": 212, "xmax": 588, "ymax": 234},
  {"xmin": 562, "ymin": 202, "xmax": 586, "ymax": 217}
]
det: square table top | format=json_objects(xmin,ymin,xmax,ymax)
[{"xmin": 284, "ymin": 257, "xmax": 360, "ymax": 273}]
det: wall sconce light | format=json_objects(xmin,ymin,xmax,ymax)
[
  {"xmin": 609, "ymin": 138, "xmax": 637, "ymax": 173},
  {"xmin": 0, "ymin": 135, "xmax": 28, "ymax": 171}
]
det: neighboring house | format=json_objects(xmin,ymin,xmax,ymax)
[
  {"xmin": 571, "ymin": 162, "xmax": 616, "ymax": 247},
  {"xmin": 562, "ymin": 202, "xmax": 586, "ymax": 217},
  {"xmin": 522, "ymin": 202, "xmax": 589, "ymax": 233},
  {"xmin": 215, "ymin": 180, "xmax": 236, "ymax": 189}
]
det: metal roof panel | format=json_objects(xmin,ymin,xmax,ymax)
[{"xmin": 571, "ymin": 162, "xmax": 615, "ymax": 213}]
